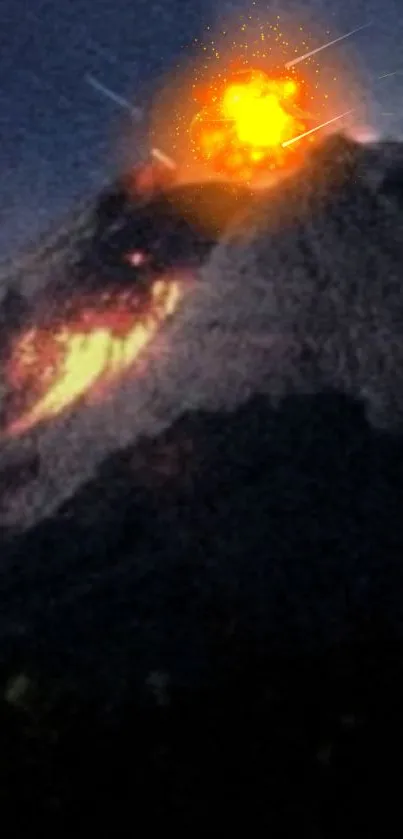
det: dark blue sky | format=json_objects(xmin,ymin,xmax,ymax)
[{"xmin": 1, "ymin": 0, "xmax": 403, "ymax": 257}]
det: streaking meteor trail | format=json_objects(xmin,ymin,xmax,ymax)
[
  {"xmin": 282, "ymin": 109, "xmax": 355, "ymax": 148},
  {"xmin": 85, "ymin": 74, "xmax": 143, "ymax": 119},
  {"xmin": 377, "ymin": 70, "xmax": 403, "ymax": 80},
  {"xmin": 151, "ymin": 148, "xmax": 177, "ymax": 170},
  {"xmin": 285, "ymin": 22, "xmax": 372, "ymax": 70}
]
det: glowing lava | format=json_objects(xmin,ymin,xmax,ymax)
[
  {"xmin": 189, "ymin": 68, "xmax": 314, "ymax": 181},
  {"xmin": 5, "ymin": 279, "xmax": 181, "ymax": 437}
]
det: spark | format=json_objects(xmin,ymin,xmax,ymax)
[
  {"xmin": 85, "ymin": 74, "xmax": 143, "ymax": 119},
  {"xmin": 282, "ymin": 109, "xmax": 355, "ymax": 148},
  {"xmin": 285, "ymin": 22, "xmax": 372, "ymax": 70}
]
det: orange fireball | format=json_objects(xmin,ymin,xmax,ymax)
[
  {"xmin": 4, "ymin": 279, "xmax": 182, "ymax": 437},
  {"xmin": 189, "ymin": 68, "xmax": 315, "ymax": 182}
]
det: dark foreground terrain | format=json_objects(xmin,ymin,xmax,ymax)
[{"xmin": 1, "ymin": 391, "xmax": 403, "ymax": 835}]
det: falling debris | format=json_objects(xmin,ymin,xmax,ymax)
[
  {"xmin": 377, "ymin": 70, "xmax": 403, "ymax": 80},
  {"xmin": 285, "ymin": 22, "xmax": 372, "ymax": 69},
  {"xmin": 85, "ymin": 74, "xmax": 143, "ymax": 120},
  {"xmin": 282, "ymin": 109, "xmax": 355, "ymax": 148},
  {"xmin": 151, "ymin": 147, "xmax": 177, "ymax": 170}
]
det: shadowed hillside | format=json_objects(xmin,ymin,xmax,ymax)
[{"xmin": 1, "ymin": 392, "xmax": 403, "ymax": 834}]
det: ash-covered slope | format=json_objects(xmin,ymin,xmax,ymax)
[
  {"xmin": 0, "ymin": 176, "xmax": 252, "ymax": 304},
  {"xmin": 0, "ymin": 176, "xmax": 254, "ymax": 527},
  {"xmin": 2, "ymin": 132, "xmax": 403, "ymax": 532},
  {"xmin": 174, "ymin": 133, "xmax": 403, "ymax": 431},
  {"xmin": 0, "ymin": 195, "xmax": 98, "ymax": 300}
]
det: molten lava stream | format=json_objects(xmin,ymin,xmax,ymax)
[{"xmin": 5, "ymin": 279, "xmax": 181, "ymax": 437}]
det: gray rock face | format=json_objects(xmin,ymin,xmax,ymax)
[{"xmin": 191, "ymin": 134, "xmax": 403, "ymax": 430}]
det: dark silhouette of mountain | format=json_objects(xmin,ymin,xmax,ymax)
[
  {"xmin": 1, "ymin": 390, "xmax": 403, "ymax": 691},
  {"xmin": 1, "ymin": 391, "xmax": 403, "ymax": 835}
]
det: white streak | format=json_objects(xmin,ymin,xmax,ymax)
[
  {"xmin": 85, "ymin": 74, "xmax": 142, "ymax": 120},
  {"xmin": 282, "ymin": 110, "xmax": 355, "ymax": 148},
  {"xmin": 151, "ymin": 147, "xmax": 177, "ymax": 170},
  {"xmin": 285, "ymin": 22, "xmax": 372, "ymax": 69},
  {"xmin": 377, "ymin": 70, "xmax": 403, "ymax": 80}
]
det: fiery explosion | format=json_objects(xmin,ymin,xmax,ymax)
[
  {"xmin": 190, "ymin": 68, "xmax": 313, "ymax": 181},
  {"xmin": 150, "ymin": 12, "xmax": 365, "ymax": 186},
  {"xmin": 4, "ymin": 279, "xmax": 181, "ymax": 437}
]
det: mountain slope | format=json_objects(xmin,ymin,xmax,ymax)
[
  {"xmin": 176, "ymin": 133, "xmax": 403, "ymax": 430},
  {"xmin": 2, "ymin": 134, "xmax": 403, "ymax": 830},
  {"xmin": 1, "ymin": 134, "xmax": 403, "ymax": 682},
  {"xmin": 3, "ymin": 133, "xmax": 403, "ymax": 533}
]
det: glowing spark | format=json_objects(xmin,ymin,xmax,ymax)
[
  {"xmin": 85, "ymin": 74, "xmax": 142, "ymax": 119},
  {"xmin": 126, "ymin": 250, "xmax": 149, "ymax": 267},
  {"xmin": 285, "ymin": 22, "xmax": 372, "ymax": 69},
  {"xmin": 151, "ymin": 147, "xmax": 177, "ymax": 170},
  {"xmin": 282, "ymin": 109, "xmax": 355, "ymax": 148}
]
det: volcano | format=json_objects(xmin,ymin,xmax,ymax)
[{"xmin": 1, "ymin": 133, "xmax": 403, "ymax": 834}]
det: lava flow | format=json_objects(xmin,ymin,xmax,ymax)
[
  {"xmin": 4, "ymin": 279, "xmax": 182, "ymax": 437},
  {"xmin": 189, "ymin": 68, "xmax": 314, "ymax": 182}
]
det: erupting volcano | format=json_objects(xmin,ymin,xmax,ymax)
[
  {"xmin": 4, "ymin": 278, "xmax": 182, "ymax": 437},
  {"xmin": 189, "ymin": 68, "xmax": 315, "ymax": 182}
]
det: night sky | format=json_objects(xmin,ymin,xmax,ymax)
[{"xmin": 1, "ymin": 0, "xmax": 403, "ymax": 259}]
